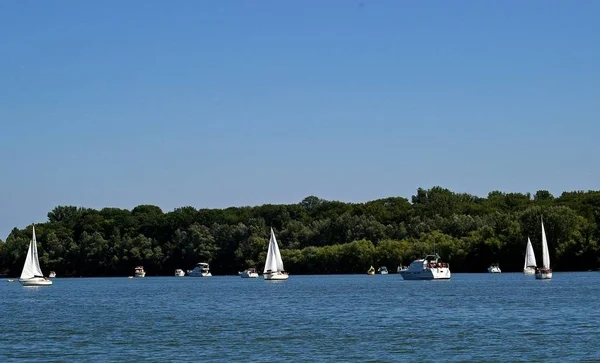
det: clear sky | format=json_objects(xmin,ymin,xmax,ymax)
[{"xmin": 1, "ymin": 0, "xmax": 599, "ymax": 240}]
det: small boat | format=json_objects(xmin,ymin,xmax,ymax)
[
  {"xmin": 488, "ymin": 264, "xmax": 501, "ymax": 273},
  {"xmin": 49, "ymin": 271, "xmax": 56, "ymax": 278},
  {"xmin": 397, "ymin": 265, "xmax": 407, "ymax": 273},
  {"xmin": 523, "ymin": 237, "xmax": 537, "ymax": 275},
  {"xmin": 128, "ymin": 276, "xmax": 133, "ymax": 279},
  {"xmin": 398, "ymin": 254, "xmax": 451, "ymax": 280},
  {"xmin": 263, "ymin": 228, "xmax": 289, "ymax": 280},
  {"xmin": 134, "ymin": 266, "xmax": 146, "ymax": 278},
  {"xmin": 174, "ymin": 269, "xmax": 185, "ymax": 277},
  {"xmin": 19, "ymin": 225, "xmax": 52, "ymax": 286},
  {"xmin": 535, "ymin": 218, "xmax": 553, "ymax": 280},
  {"xmin": 378, "ymin": 266, "xmax": 388, "ymax": 275},
  {"xmin": 7, "ymin": 279, "xmax": 15, "ymax": 283},
  {"xmin": 241, "ymin": 267, "xmax": 259, "ymax": 278},
  {"xmin": 367, "ymin": 266, "xmax": 375, "ymax": 275},
  {"xmin": 188, "ymin": 262, "xmax": 212, "ymax": 277}
]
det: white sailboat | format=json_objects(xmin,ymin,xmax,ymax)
[
  {"xmin": 263, "ymin": 228, "xmax": 288, "ymax": 280},
  {"xmin": 19, "ymin": 225, "xmax": 52, "ymax": 286},
  {"xmin": 523, "ymin": 237, "xmax": 537, "ymax": 275},
  {"xmin": 535, "ymin": 218, "xmax": 553, "ymax": 279}
]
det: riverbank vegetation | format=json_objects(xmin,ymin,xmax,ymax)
[{"xmin": 1, "ymin": 187, "xmax": 599, "ymax": 276}]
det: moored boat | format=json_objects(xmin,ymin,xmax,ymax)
[
  {"xmin": 188, "ymin": 262, "xmax": 212, "ymax": 277},
  {"xmin": 241, "ymin": 267, "xmax": 259, "ymax": 278},
  {"xmin": 134, "ymin": 266, "xmax": 146, "ymax": 277},
  {"xmin": 174, "ymin": 269, "xmax": 185, "ymax": 277},
  {"xmin": 378, "ymin": 266, "xmax": 388, "ymax": 275},
  {"xmin": 398, "ymin": 254, "xmax": 451, "ymax": 280},
  {"xmin": 488, "ymin": 264, "xmax": 501, "ymax": 273}
]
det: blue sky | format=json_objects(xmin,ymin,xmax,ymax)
[{"xmin": 1, "ymin": 0, "xmax": 598, "ymax": 240}]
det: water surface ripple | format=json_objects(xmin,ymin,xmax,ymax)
[{"xmin": 1, "ymin": 272, "xmax": 599, "ymax": 362}]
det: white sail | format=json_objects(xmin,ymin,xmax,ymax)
[
  {"xmin": 264, "ymin": 228, "xmax": 285, "ymax": 273},
  {"xmin": 541, "ymin": 219, "xmax": 550, "ymax": 269},
  {"xmin": 20, "ymin": 225, "xmax": 45, "ymax": 279},
  {"xmin": 524, "ymin": 237, "xmax": 537, "ymax": 269}
]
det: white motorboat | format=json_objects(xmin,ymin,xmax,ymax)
[
  {"xmin": 398, "ymin": 254, "xmax": 451, "ymax": 280},
  {"xmin": 378, "ymin": 266, "xmax": 389, "ymax": 275},
  {"xmin": 174, "ymin": 269, "xmax": 185, "ymax": 277},
  {"xmin": 134, "ymin": 266, "xmax": 146, "ymax": 277},
  {"xmin": 188, "ymin": 262, "xmax": 212, "ymax": 277},
  {"xmin": 48, "ymin": 271, "xmax": 56, "ymax": 278},
  {"xmin": 535, "ymin": 218, "xmax": 553, "ymax": 280},
  {"xmin": 263, "ymin": 228, "xmax": 289, "ymax": 280},
  {"xmin": 241, "ymin": 267, "xmax": 259, "ymax": 278},
  {"xmin": 488, "ymin": 264, "xmax": 501, "ymax": 273},
  {"xmin": 523, "ymin": 237, "xmax": 537, "ymax": 275},
  {"xmin": 19, "ymin": 225, "xmax": 52, "ymax": 286}
]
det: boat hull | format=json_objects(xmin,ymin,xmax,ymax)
[
  {"xmin": 523, "ymin": 267, "xmax": 536, "ymax": 275},
  {"xmin": 19, "ymin": 277, "xmax": 52, "ymax": 286},
  {"xmin": 189, "ymin": 272, "xmax": 212, "ymax": 277},
  {"xmin": 399, "ymin": 268, "xmax": 451, "ymax": 280},
  {"xmin": 535, "ymin": 269, "xmax": 552, "ymax": 279},
  {"xmin": 488, "ymin": 267, "xmax": 501, "ymax": 273},
  {"xmin": 241, "ymin": 271, "xmax": 258, "ymax": 278},
  {"xmin": 263, "ymin": 271, "xmax": 288, "ymax": 280}
]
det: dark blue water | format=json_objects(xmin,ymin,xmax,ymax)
[{"xmin": 2, "ymin": 273, "xmax": 599, "ymax": 362}]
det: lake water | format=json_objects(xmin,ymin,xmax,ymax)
[{"xmin": 2, "ymin": 272, "xmax": 599, "ymax": 362}]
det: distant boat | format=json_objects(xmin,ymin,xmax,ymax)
[
  {"xmin": 174, "ymin": 269, "xmax": 185, "ymax": 277},
  {"xmin": 523, "ymin": 237, "xmax": 537, "ymax": 275},
  {"xmin": 19, "ymin": 225, "xmax": 52, "ymax": 286},
  {"xmin": 488, "ymin": 264, "xmax": 501, "ymax": 273},
  {"xmin": 398, "ymin": 254, "xmax": 451, "ymax": 280},
  {"xmin": 263, "ymin": 228, "xmax": 289, "ymax": 280},
  {"xmin": 49, "ymin": 271, "xmax": 56, "ymax": 278},
  {"xmin": 188, "ymin": 262, "xmax": 212, "ymax": 277},
  {"xmin": 378, "ymin": 266, "xmax": 388, "ymax": 275},
  {"xmin": 535, "ymin": 218, "xmax": 553, "ymax": 280},
  {"xmin": 367, "ymin": 266, "xmax": 375, "ymax": 275},
  {"xmin": 134, "ymin": 266, "xmax": 146, "ymax": 278},
  {"xmin": 241, "ymin": 267, "xmax": 259, "ymax": 278}
]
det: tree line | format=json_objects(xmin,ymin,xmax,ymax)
[{"xmin": 1, "ymin": 187, "xmax": 599, "ymax": 277}]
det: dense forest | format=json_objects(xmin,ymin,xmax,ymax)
[{"xmin": 1, "ymin": 187, "xmax": 599, "ymax": 277}]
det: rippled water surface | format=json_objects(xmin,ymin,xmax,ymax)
[{"xmin": 2, "ymin": 272, "xmax": 599, "ymax": 362}]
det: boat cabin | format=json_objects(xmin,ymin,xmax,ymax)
[{"xmin": 406, "ymin": 254, "xmax": 449, "ymax": 271}]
